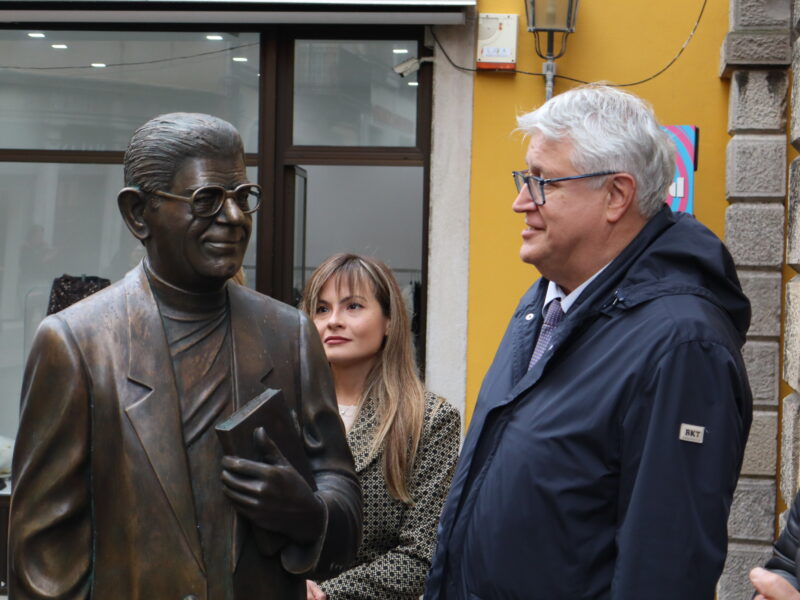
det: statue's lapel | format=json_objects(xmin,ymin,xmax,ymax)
[
  {"xmin": 227, "ymin": 283, "xmax": 275, "ymax": 569},
  {"xmin": 228, "ymin": 283, "xmax": 273, "ymax": 409},
  {"xmin": 123, "ymin": 264, "xmax": 205, "ymax": 574}
]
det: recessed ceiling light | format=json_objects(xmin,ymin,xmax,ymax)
[
  {"xmin": 91, "ymin": 63, "xmax": 107, "ymax": 68},
  {"xmin": 408, "ymin": 81, "xmax": 419, "ymax": 87},
  {"xmin": 51, "ymin": 44, "xmax": 68, "ymax": 49},
  {"xmin": 206, "ymin": 35, "xmax": 223, "ymax": 41},
  {"xmin": 232, "ymin": 57, "xmax": 248, "ymax": 62},
  {"xmin": 393, "ymin": 49, "xmax": 409, "ymax": 54},
  {"xmin": 28, "ymin": 32, "xmax": 45, "ymax": 38}
]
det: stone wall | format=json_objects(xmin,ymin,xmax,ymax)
[{"xmin": 718, "ymin": 0, "xmax": 791, "ymax": 598}]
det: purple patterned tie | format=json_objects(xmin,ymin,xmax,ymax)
[{"xmin": 528, "ymin": 298, "xmax": 565, "ymax": 370}]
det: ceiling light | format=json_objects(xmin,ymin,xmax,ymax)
[
  {"xmin": 408, "ymin": 81, "xmax": 419, "ymax": 86},
  {"xmin": 27, "ymin": 32, "xmax": 45, "ymax": 38},
  {"xmin": 393, "ymin": 48, "xmax": 409, "ymax": 54},
  {"xmin": 51, "ymin": 44, "xmax": 68, "ymax": 49},
  {"xmin": 206, "ymin": 34, "xmax": 223, "ymax": 41},
  {"xmin": 91, "ymin": 63, "xmax": 107, "ymax": 68},
  {"xmin": 232, "ymin": 57, "xmax": 248, "ymax": 62}
]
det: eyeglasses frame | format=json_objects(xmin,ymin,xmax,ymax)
[
  {"xmin": 512, "ymin": 170, "xmax": 619, "ymax": 206},
  {"xmin": 148, "ymin": 182, "xmax": 262, "ymax": 218}
]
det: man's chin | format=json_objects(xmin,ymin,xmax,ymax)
[
  {"xmin": 197, "ymin": 260, "xmax": 244, "ymax": 283},
  {"xmin": 519, "ymin": 245, "xmax": 542, "ymax": 266}
]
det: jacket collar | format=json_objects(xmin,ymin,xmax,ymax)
[{"xmin": 507, "ymin": 207, "xmax": 677, "ymax": 399}]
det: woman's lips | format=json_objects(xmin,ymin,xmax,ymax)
[{"xmin": 324, "ymin": 336, "xmax": 350, "ymax": 345}]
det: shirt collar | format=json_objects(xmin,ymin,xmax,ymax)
[{"xmin": 543, "ymin": 263, "xmax": 610, "ymax": 317}]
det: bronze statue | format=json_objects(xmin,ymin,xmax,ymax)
[{"xmin": 8, "ymin": 113, "xmax": 362, "ymax": 600}]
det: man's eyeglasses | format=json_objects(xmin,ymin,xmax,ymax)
[
  {"xmin": 512, "ymin": 170, "xmax": 619, "ymax": 206},
  {"xmin": 149, "ymin": 183, "xmax": 262, "ymax": 218}
]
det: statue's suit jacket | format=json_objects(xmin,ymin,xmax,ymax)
[{"xmin": 9, "ymin": 263, "xmax": 362, "ymax": 600}]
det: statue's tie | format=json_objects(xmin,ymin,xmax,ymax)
[{"xmin": 528, "ymin": 298, "xmax": 565, "ymax": 370}]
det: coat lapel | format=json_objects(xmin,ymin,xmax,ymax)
[
  {"xmin": 228, "ymin": 283, "xmax": 273, "ymax": 408},
  {"xmin": 227, "ymin": 283, "xmax": 274, "ymax": 568},
  {"xmin": 122, "ymin": 264, "xmax": 205, "ymax": 574},
  {"xmin": 347, "ymin": 398, "xmax": 380, "ymax": 474},
  {"xmin": 510, "ymin": 283, "xmax": 547, "ymax": 388}
]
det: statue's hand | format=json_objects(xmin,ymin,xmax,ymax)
[{"xmin": 221, "ymin": 427, "xmax": 325, "ymax": 544}]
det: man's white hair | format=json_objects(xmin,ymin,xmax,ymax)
[{"xmin": 516, "ymin": 85, "xmax": 676, "ymax": 219}]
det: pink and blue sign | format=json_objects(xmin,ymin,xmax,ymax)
[{"xmin": 661, "ymin": 125, "xmax": 698, "ymax": 214}]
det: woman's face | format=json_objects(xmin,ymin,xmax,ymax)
[{"xmin": 312, "ymin": 276, "xmax": 390, "ymax": 370}]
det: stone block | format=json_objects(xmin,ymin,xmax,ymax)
[
  {"xmin": 784, "ymin": 277, "xmax": 800, "ymax": 386},
  {"xmin": 732, "ymin": 0, "xmax": 791, "ymax": 30},
  {"xmin": 780, "ymin": 394, "xmax": 800, "ymax": 505},
  {"xmin": 729, "ymin": 70, "xmax": 787, "ymax": 134},
  {"xmin": 721, "ymin": 31, "xmax": 791, "ymax": 77},
  {"xmin": 739, "ymin": 270, "xmax": 782, "ymax": 337},
  {"xmin": 743, "ymin": 340, "xmax": 779, "ymax": 405},
  {"xmin": 729, "ymin": 478, "xmax": 775, "ymax": 541},
  {"xmin": 726, "ymin": 135, "xmax": 786, "ymax": 201},
  {"xmin": 794, "ymin": 0, "xmax": 800, "ymax": 36},
  {"xmin": 725, "ymin": 204, "xmax": 784, "ymax": 268},
  {"xmin": 718, "ymin": 542, "xmax": 774, "ymax": 600},
  {"xmin": 741, "ymin": 410, "xmax": 778, "ymax": 476},
  {"xmin": 793, "ymin": 41, "xmax": 800, "ymax": 146},
  {"xmin": 787, "ymin": 158, "xmax": 800, "ymax": 264}
]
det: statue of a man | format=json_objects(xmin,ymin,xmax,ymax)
[{"xmin": 8, "ymin": 113, "xmax": 362, "ymax": 600}]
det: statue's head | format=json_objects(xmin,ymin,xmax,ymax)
[{"xmin": 118, "ymin": 113, "xmax": 259, "ymax": 292}]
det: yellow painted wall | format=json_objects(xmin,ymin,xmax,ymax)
[{"xmin": 466, "ymin": 0, "xmax": 731, "ymax": 423}]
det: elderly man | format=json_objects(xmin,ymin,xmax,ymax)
[
  {"xmin": 9, "ymin": 113, "xmax": 361, "ymax": 600},
  {"xmin": 425, "ymin": 86, "xmax": 752, "ymax": 599}
]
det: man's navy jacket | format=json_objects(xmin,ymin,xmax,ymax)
[{"xmin": 425, "ymin": 206, "xmax": 753, "ymax": 600}]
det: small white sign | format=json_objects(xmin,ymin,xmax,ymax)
[{"xmin": 679, "ymin": 423, "xmax": 705, "ymax": 444}]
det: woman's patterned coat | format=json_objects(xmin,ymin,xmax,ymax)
[{"xmin": 319, "ymin": 393, "xmax": 461, "ymax": 599}]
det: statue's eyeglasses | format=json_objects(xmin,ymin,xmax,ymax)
[{"xmin": 149, "ymin": 183, "xmax": 262, "ymax": 218}]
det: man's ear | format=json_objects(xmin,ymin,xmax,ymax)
[
  {"xmin": 118, "ymin": 187, "xmax": 150, "ymax": 241},
  {"xmin": 605, "ymin": 173, "xmax": 637, "ymax": 224}
]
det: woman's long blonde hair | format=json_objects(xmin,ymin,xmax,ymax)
[{"xmin": 300, "ymin": 253, "xmax": 426, "ymax": 504}]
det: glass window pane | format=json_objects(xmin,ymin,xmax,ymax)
[
  {"xmin": 299, "ymin": 164, "xmax": 423, "ymax": 290},
  {"xmin": 241, "ymin": 165, "xmax": 259, "ymax": 289},
  {"xmin": 293, "ymin": 40, "xmax": 418, "ymax": 147},
  {"xmin": 0, "ymin": 31, "xmax": 260, "ymax": 152},
  {"xmin": 0, "ymin": 162, "xmax": 258, "ymax": 440}
]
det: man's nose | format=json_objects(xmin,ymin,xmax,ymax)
[
  {"xmin": 512, "ymin": 185, "xmax": 536, "ymax": 213},
  {"xmin": 216, "ymin": 196, "xmax": 248, "ymax": 224}
]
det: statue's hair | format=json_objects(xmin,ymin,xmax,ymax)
[
  {"xmin": 516, "ymin": 84, "xmax": 675, "ymax": 219},
  {"xmin": 300, "ymin": 253, "xmax": 427, "ymax": 504},
  {"xmin": 123, "ymin": 112, "xmax": 245, "ymax": 192}
]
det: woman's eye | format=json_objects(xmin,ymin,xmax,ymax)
[
  {"xmin": 315, "ymin": 305, "xmax": 328, "ymax": 314},
  {"xmin": 347, "ymin": 302, "xmax": 363, "ymax": 310}
]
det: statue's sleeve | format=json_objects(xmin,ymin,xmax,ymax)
[
  {"xmin": 281, "ymin": 312, "xmax": 362, "ymax": 577},
  {"xmin": 9, "ymin": 315, "xmax": 92, "ymax": 600}
]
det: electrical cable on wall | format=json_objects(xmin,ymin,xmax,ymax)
[{"xmin": 429, "ymin": 0, "xmax": 708, "ymax": 89}]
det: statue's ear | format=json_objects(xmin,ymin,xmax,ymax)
[{"xmin": 118, "ymin": 187, "xmax": 150, "ymax": 241}]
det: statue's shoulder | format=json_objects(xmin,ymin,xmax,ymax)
[
  {"xmin": 228, "ymin": 283, "xmax": 303, "ymax": 323},
  {"xmin": 52, "ymin": 272, "xmax": 130, "ymax": 327}
]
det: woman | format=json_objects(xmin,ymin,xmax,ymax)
[{"xmin": 300, "ymin": 253, "xmax": 460, "ymax": 600}]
